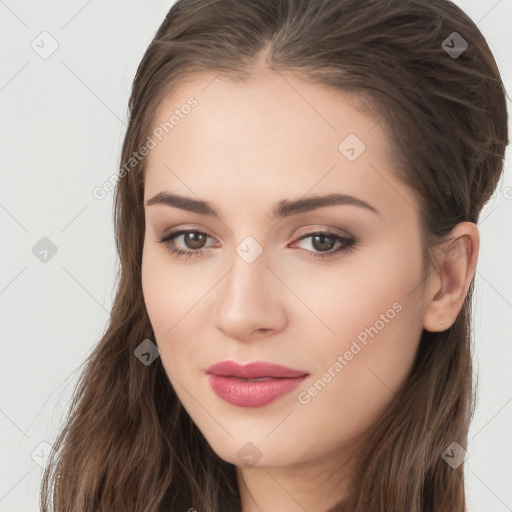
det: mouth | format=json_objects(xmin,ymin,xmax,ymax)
[{"xmin": 205, "ymin": 360, "xmax": 309, "ymax": 407}]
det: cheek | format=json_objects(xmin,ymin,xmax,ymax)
[
  {"xmin": 141, "ymin": 241, "xmax": 199, "ymax": 337},
  {"xmin": 300, "ymin": 306, "xmax": 423, "ymax": 449},
  {"xmin": 141, "ymin": 246, "xmax": 185, "ymax": 360},
  {"xmin": 302, "ymin": 237, "xmax": 423, "ymax": 351},
  {"xmin": 296, "ymin": 245, "xmax": 425, "ymax": 437},
  {"xmin": 141, "ymin": 244, "xmax": 215, "ymax": 377},
  {"xmin": 141, "ymin": 258, "xmax": 172, "ymax": 339}
]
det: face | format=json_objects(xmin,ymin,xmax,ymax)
[{"xmin": 141, "ymin": 69, "xmax": 430, "ymax": 470}]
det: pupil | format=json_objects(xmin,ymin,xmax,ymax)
[
  {"xmin": 186, "ymin": 232, "xmax": 205, "ymax": 249},
  {"xmin": 312, "ymin": 234, "xmax": 334, "ymax": 252}
]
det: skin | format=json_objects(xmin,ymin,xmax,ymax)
[{"xmin": 141, "ymin": 67, "xmax": 479, "ymax": 512}]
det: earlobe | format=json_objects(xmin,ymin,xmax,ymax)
[{"xmin": 422, "ymin": 223, "xmax": 479, "ymax": 332}]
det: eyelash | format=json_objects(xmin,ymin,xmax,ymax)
[{"xmin": 157, "ymin": 228, "xmax": 357, "ymax": 260}]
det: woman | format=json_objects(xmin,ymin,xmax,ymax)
[{"xmin": 41, "ymin": 0, "xmax": 508, "ymax": 510}]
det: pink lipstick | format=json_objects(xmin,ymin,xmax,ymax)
[{"xmin": 205, "ymin": 360, "xmax": 309, "ymax": 407}]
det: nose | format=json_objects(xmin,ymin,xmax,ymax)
[{"xmin": 213, "ymin": 245, "xmax": 288, "ymax": 342}]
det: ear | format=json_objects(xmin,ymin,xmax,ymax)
[{"xmin": 423, "ymin": 222, "xmax": 480, "ymax": 332}]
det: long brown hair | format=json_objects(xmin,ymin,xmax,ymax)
[{"xmin": 40, "ymin": 0, "xmax": 508, "ymax": 510}]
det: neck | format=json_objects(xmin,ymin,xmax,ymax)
[{"xmin": 236, "ymin": 443, "xmax": 359, "ymax": 512}]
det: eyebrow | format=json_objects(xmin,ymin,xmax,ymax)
[{"xmin": 144, "ymin": 192, "xmax": 380, "ymax": 219}]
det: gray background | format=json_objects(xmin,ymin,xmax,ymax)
[{"xmin": 0, "ymin": 0, "xmax": 511, "ymax": 510}]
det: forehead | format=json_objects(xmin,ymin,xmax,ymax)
[{"xmin": 143, "ymin": 70, "xmax": 417, "ymax": 222}]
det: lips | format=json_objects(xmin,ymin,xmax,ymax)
[
  {"xmin": 205, "ymin": 360, "xmax": 309, "ymax": 407},
  {"xmin": 206, "ymin": 360, "xmax": 307, "ymax": 379}
]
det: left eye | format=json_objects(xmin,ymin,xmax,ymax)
[
  {"xmin": 157, "ymin": 229, "xmax": 357, "ymax": 260},
  {"xmin": 293, "ymin": 231, "xmax": 356, "ymax": 258}
]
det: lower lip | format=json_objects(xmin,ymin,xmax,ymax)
[{"xmin": 207, "ymin": 374, "xmax": 308, "ymax": 407}]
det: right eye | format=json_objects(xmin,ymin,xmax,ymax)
[{"xmin": 157, "ymin": 229, "xmax": 217, "ymax": 259}]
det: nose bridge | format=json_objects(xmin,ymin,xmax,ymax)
[
  {"xmin": 223, "ymin": 235, "xmax": 270, "ymax": 305},
  {"xmin": 213, "ymin": 234, "xmax": 285, "ymax": 338}
]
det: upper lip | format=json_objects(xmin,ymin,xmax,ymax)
[{"xmin": 205, "ymin": 360, "xmax": 308, "ymax": 379}]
